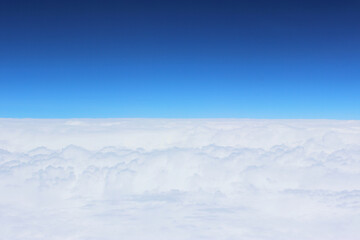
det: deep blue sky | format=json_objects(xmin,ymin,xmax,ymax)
[{"xmin": 1, "ymin": 0, "xmax": 359, "ymax": 119}]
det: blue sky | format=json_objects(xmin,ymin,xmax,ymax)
[{"xmin": 1, "ymin": 0, "xmax": 359, "ymax": 119}]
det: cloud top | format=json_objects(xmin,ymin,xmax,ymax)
[{"xmin": 0, "ymin": 119, "xmax": 360, "ymax": 239}]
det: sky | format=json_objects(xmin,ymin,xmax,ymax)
[{"xmin": 0, "ymin": 0, "xmax": 359, "ymax": 119}]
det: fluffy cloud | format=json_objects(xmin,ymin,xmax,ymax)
[{"xmin": 0, "ymin": 119, "xmax": 360, "ymax": 239}]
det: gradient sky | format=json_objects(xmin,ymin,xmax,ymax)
[{"xmin": 1, "ymin": 0, "xmax": 359, "ymax": 119}]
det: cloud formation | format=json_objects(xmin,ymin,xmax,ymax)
[{"xmin": 0, "ymin": 119, "xmax": 360, "ymax": 239}]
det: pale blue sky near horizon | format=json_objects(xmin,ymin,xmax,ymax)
[{"xmin": 1, "ymin": 0, "xmax": 359, "ymax": 119}]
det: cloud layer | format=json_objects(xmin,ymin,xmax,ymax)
[{"xmin": 0, "ymin": 119, "xmax": 360, "ymax": 239}]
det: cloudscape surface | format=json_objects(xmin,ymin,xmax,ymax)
[
  {"xmin": 1, "ymin": 119, "xmax": 360, "ymax": 239},
  {"xmin": 1, "ymin": 0, "xmax": 360, "ymax": 118}
]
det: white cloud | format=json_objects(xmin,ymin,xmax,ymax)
[{"xmin": 0, "ymin": 119, "xmax": 360, "ymax": 239}]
